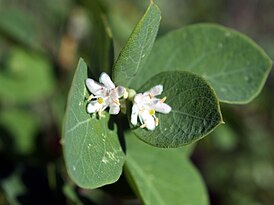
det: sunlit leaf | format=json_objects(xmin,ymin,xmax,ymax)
[
  {"xmin": 132, "ymin": 24, "xmax": 272, "ymax": 103},
  {"xmin": 113, "ymin": 1, "xmax": 161, "ymax": 87},
  {"xmin": 62, "ymin": 58, "xmax": 125, "ymax": 188},
  {"xmin": 132, "ymin": 71, "xmax": 222, "ymax": 147},
  {"xmin": 125, "ymin": 133, "xmax": 209, "ymax": 205}
]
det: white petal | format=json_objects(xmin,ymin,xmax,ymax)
[
  {"xmin": 86, "ymin": 79, "xmax": 105, "ymax": 96},
  {"xmin": 145, "ymin": 85, "xmax": 163, "ymax": 96},
  {"xmin": 87, "ymin": 101, "xmax": 102, "ymax": 113},
  {"xmin": 131, "ymin": 104, "xmax": 138, "ymax": 126},
  {"xmin": 99, "ymin": 72, "xmax": 115, "ymax": 89},
  {"xmin": 146, "ymin": 120, "xmax": 156, "ymax": 130},
  {"xmin": 109, "ymin": 105, "xmax": 120, "ymax": 115},
  {"xmin": 110, "ymin": 86, "xmax": 125, "ymax": 98},
  {"xmin": 134, "ymin": 93, "xmax": 144, "ymax": 104},
  {"xmin": 141, "ymin": 111, "xmax": 155, "ymax": 130},
  {"xmin": 154, "ymin": 103, "xmax": 171, "ymax": 114},
  {"xmin": 116, "ymin": 86, "xmax": 126, "ymax": 98}
]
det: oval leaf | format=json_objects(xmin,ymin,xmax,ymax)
[
  {"xmin": 62, "ymin": 58, "xmax": 125, "ymax": 188},
  {"xmin": 131, "ymin": 24, "xmax": 272, "ymax": 103},
  {"xmin": 113, "ymin": 1, "xmax": 161, "ymax": 87},
  {"xmin": 132, "ymin": 71, "xmax": 222, "ymax": 148},
  {"xmin": 125, "ymin": 132, "xmax": 209, "ymax": 205}
]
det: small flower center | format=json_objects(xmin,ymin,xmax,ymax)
[
  {"xmin": 97, "ymin": 97, "xmax": 104, "ymax": 104},
  {"xmin": 149, "ymin": 109, "xmax": 155, "ymax": 116}
]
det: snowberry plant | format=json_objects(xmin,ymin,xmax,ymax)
[{"xmin": 62, "ymin": 1, "xmax": 272, "ymax": 204}]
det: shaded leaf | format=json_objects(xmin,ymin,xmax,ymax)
[
  {"xmin": 63, "ymin": 184, "xmax": 83, "ymax": 205},
  {"xmin": 132, "ymin": 24, "xmax": 272, "ymax": 103},
  {"xmin": 79, "ymin": 0, "xmax": 114, "ymax": 76},
  {"xmin": 132, "ymin": 71, "xmax": 222, "ymax": 148},
  {"xmin": 0, "ymin": 8, "xmax": 37, "ymax": 48},
  {"xmin": 125, "ymin": 132, "xmax": 209, "ymax": 205},
  {"xmin": 113, "ymin": 1, "xmax": 161, "ymax": 87},
  {"xmin": 0, "ymin": 48, "xmax": 55, "ymax": 103},
  {"xmin": 0, "ymin": 108, "xmax": 38, "ymax": 155},
  {"xmin": 62, "ymin": 58, "xmax": 125, "ymax": 188},
  {"xmin": 1, "ymin": 170, "xmax": 26, "ymax": 205},
  {"xmin": 90, "ymin": 13, "xmax": 114, "ymax": 75}
]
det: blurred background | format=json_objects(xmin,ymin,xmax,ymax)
[{"xmin": 0, "ymin": 0, "xmax": 273, "ymax": 204}]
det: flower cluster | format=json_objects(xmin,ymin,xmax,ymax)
[
  {"xmin": 86, "ymin": 73, "xmax": 125, "ymax": 117},
  {"xmin": 86, "ymin": 73, "xmax": 171, "ymax": 130}
]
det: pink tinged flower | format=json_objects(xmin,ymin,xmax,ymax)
[
  {"xmin": 131, "ymin": 85, "xmax": 172, "ymax": 131},
  {"xmin": 86, "ymin": 72, "xmax": 125, "ymax": 116}
]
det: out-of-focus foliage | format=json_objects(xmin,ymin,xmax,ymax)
[
  {"xmin": 0, "ymin": 0, "xmax": 273, "ymax": 204},
  {"xmin": 193, "ymin": 99, "xmax": 274, "ymax": 205}
]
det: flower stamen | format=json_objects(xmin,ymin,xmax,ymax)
[
  {"xmin": 87, "ymin": 94, "xmax": 94, "ymax": 102},
  {"xmin": 155, "ymin": 117, "xmax": 159, "ymax": 126},
  {"xmin": 160, "ymin": 96, "xmax": 167, "ymax": 103},
  {"xmin": 140, "ymin": 108, "xmax": 145, "ymax": 113},
  {"xmin": 98, "ymin": 108, "xmax": 105, "ymax": 118},
  {"xmin": 86, "ymin": 72, "xmax": 125, "ymax": 116},
  {"xmin": 130, "ymin": 85, "xmax": 171, "ymax": 131},
  {"xmin": 140, "ymin": 123, "xmax": 146, "ymax": 128},
  {"xmin": 112, "ymin": 99, "xmax": 120, "ymax": 106}
]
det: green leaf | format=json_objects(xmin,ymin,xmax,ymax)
[
  {"xmin": 79, "ymin": 0, "xmax": 114, "ymax": 75},
  {"xmin": 131, "ymin": 24, "xmax": 272, "ymax": 103},
  {"xmin": 1, "ymin": 169, "xmax": 26, "ymax": 205},
  {"xmin": 113, "ymin": 1, "xmax": 161, "ymax": 87},
  {"xmin": 132, "ymin": 71, "xmax": 222, "ymax": 148},
  {"xmin": 0, "ymin": 48, "xmax": 55, "ymax": 103},
  {"xmin": 62, "ymin": 58, "xmax": 125, "ymax": 188},
  {"xmin": 63, "ymin": 184, "xmax": 83, "ymax": 205},
  {"xmin": 90, "ymin": 13, "xmax": 114, "ymax": 75},
  {"xmin": 125, "ymin": 132, "xmax": 209, "ymax": 205}
]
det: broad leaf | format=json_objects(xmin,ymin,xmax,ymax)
[
  {"xmin": 131, "ymin": 24, "xmax": 272, "ymax": 103},
  {"xmin": 113, "ymin": 1, "xmax": 161, "ymax": 87},
  {"xmin": 62, "ymin": 58, "xmax": 125, "ymax": 188},
  {"xmin": 132, "ymin": 71, "xmax": 222, "ymax": 148},
  {"xmin": 125, "ymin": 133, "xmax": 209, "ymax": 205}
]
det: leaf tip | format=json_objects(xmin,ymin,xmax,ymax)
[{"xmin": 79, "ymin": 57, "xmax": 85, "ymax": 63}]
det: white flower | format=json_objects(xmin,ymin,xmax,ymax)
[
  {"xmin": 131, "ymin": 85, "xmax": 171, "ymax": 130},
  {"xmin": 86, "ymin": 72, "xmax": 125, "ymax": 116}
]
